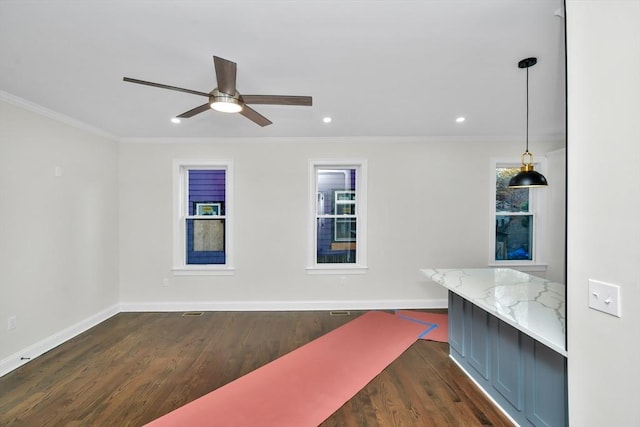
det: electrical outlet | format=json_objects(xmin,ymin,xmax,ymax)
[
  {"xmin": 588, "ymin": 279, "xmax": 622, "ymax": 317},
  {"xmin": 8, "ymin": 316, "xmax": 17, "ymax": 330},
  {"xmin": 162, "ymin": 278, "xmax": 169, "ymax": 286}
]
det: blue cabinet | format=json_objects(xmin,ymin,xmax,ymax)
[
  {"xmin": 491, "ymin": 316, "xmax": 524, "ymax": 411},
  {"xmin": 448, "ymin": 291, "xmax": 466, "ymax": 355},
  {"xmin": 448, "ymin": 291, "xmax": 567, "ymax": 427},
  {"xmin": 523, "ymin": 338, "xmax": 568, "ymax": 427},
  {"xmin": 467, "ymin": 303, "xmax": 491, "ymax": 380}
]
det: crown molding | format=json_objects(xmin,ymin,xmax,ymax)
[{"xmin": 0, "ymin": 90, "xmax": 118, "ymax": 141}]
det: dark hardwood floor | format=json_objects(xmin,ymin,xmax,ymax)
[{"xmin": 0, "ymin": 311, "xmax": 513, "ymax": 426}]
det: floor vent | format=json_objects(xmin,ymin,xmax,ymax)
[
  {"xmin": 182, "ymin": 311, "xmax": 204, "ymax": 316},
  {"xmin": 329, "ymin": 310, "xmax": 351, "ymax": 316}
]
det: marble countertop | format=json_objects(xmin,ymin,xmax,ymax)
[{"xmin": 421, "ymin": 268, "xmax": 566, "ymax": 356}]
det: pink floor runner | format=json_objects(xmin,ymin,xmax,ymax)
[{"xmin": 145, "ymin": 311, "xmax": 428, "ymax": 427}]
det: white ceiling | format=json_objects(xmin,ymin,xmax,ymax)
[{"xmin": 0, "ymin": 0, "xmax": 566, "ymax": 140}]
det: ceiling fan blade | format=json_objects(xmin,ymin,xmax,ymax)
[
  {"xmin": 123, "ymin": 77, "xmax": 210, "ymax": 97},
  {"xmin": 239, "ymin": 105, "xmax": 272, "ymax": 127},
  {"xmin": 176, "ymin": 103, "xmax": 212, "ymax": 118},
  {"xmin": 213, "ymin": 56, "xmax": 237, "ymax": 95},
  {"xmin": 242, "ymin": 95, "xmax": 313, "ymax": 106}
]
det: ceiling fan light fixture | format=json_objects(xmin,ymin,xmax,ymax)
[
  {"xmin": 508, "ymin": 57, "xmax": 548, "ymax": 189},
  {"xmin": 210, "ymin": 90, "xmax": 243, "ymax": 113}
]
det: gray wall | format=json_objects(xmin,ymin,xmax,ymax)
[
  {"xmin": 566, "ymin": 1, "xmax": 640, "ymax": 425},
  {"xmin": 0, "ymin": 100, "xmax": 119, "ymax": 370},
  {"xmin": 118, "ymin": 137, "xmax": 564, "ymax": 311}
]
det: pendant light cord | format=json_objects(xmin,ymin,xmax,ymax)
[{"xmin": 525, "ymin": 67, "xmax": 529, "ymax": 153}]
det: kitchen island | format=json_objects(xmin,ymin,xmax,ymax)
[{"xmin": 422, "ymin": 268, "xmax": 567, "ymax": 427}]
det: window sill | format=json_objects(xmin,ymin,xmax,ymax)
[
  {"xmin": 172, "ymin": 267, "xmax": 235, "ymax": 276},
  {"xmin": 488, "ymin": 263, "xmax": 547, "ymax": 273},
  {"xmin": 306, "ymin": 265, "xmax": 368, "ymax": 275}
]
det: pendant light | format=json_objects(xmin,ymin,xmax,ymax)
[{"xmin": 508, "ymin": 57, "xmax": 548, "ymax": 188}]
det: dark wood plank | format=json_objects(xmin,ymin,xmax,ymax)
[{"xmin": 0, "ymin": 311, "xmax": 513, "ymax": 426}]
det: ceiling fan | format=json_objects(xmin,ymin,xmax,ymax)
[{"xmin": 123, "ymin": 55, "xmax": 312, "ymax": 127}]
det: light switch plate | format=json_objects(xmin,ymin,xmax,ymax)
[{"xmin": 588, "ymin": 279, "xmax": 622, "ymax": 317}]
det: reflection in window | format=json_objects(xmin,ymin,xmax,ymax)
[
  {"xmin": 495, "ymin": 167, "xmax": 534, "ymax": 261},
  {"xmin": 186, "ymin": 169, "xmax": 227, "ymax": 265},
  {"xmin": 315, "ymin": 168, "xmax": 357, "ymax": 264},
  {"xmin": 496, "ymin": 215, "xmax": 533, "ymax": 260}
]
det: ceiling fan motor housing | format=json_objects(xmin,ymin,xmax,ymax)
[{"xmin": 209, "ymin": 89, "xmax": 243, "ymax": 112}]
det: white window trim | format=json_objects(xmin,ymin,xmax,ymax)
[
  {"xmin": 307, "ymin": 159, "xmax": 368, "ymax": 275},
  {"xmin": 172, "ymin": 159, "xmax": 235, "ymax": 276},
  {"xmin": 489, "ymin": 157, "xmax": 548, "ymax": 270}
]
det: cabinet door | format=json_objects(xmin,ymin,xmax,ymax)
[
  {"xmin": 466, "ymin": 303, "xmax": 490, "ymax": 379},
  {"xmin": 448, "ymin": 292, "xmax": 465, "ymax": 356},
  {"xmin": 490, "ymin": 317, "xmax": 524, "ymax": 411},
  {"xmin": 523, "ymin": 336, "xmax": 568, "ymax": 427}
]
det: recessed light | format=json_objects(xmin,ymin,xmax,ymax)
[
  {"xmin": 323, "ymin": 117, "xmax": 332, "ymax": 123},
  {"xmin": 171, "ymin": 117, "xmax": 181, "ymax": 124},
  {"xmin": 456, "ymin": 117, "xmax": 465, "ymax": 123}
]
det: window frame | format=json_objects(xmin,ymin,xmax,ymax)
[
  {"xmin": 489, "ymin": 158, "xmax": 548, "ymax": 270},
  {"xmin": 172, "ymin": 159, "xmax": 234, "ymax": 275},
  {"xmin": 307, "ymin": 159, "xmax": 368, "ymax": 274}
]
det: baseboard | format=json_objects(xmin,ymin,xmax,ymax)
[
  {"xmin": 0, "ymin": 304, "xmax": 120, "ymax": 378},
  {"xmin": 119, "ymin": 298, "xmax": 448, "ymax": 312}
]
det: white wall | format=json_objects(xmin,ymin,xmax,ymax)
[
  {"xmin": 545, "ymin": 148, "xmax": 566, "ymax": 285},
  {"xmin": 566, "ymin": 1, "xmax": 640, "ymax": 426},
  {"xmin": 0, "ymin": 99, "xmax": 119, "ymax": 373},
  {"xmin": 118, "ymin": 137, "xmax": 564, "ymax": 311}
]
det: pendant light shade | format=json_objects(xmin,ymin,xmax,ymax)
[
  {"xmin": 508, "ymin": 57, "xmax": 548, "ymax": 188},
  {"xmin": 509, "ymin": 170, "xmax": 548, "ymax": 187}
]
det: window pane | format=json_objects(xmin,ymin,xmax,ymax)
[
  {"xmin": 335, "ymin": 218, "xmax": 356, "ymax": 241},
  {"xmin": 189, "ymin": 169, "xmax": 226, "ymax": 215},
  {"xmin": 495, "ymin": 215, "xmax": 533, "ymax": 260},
  {"xmin": 335, "ymin": 203, "xmax": 355, "ymax": 215},
  {"xmin": 186, "ymin": 219, "xmax": 225, "ymax": 264},
  {"xmin": 315, "ymin": 167, "xmax": 358, "ymax": 265},
  {"xmin": 316, "ymin": 218, "xmax": 356, "ymax": 264},
  {"xmin": 496, "ymin": 167, "xmax": 529, "ymax": 212},
  {"xmin": 336, "ymin": 191, "xmax": 356, "ymax": 201},
  {"xmin": 187, "ymin": 168, "xmax": 226, "ymax": 265}
]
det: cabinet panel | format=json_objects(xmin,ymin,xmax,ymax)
[
  {"xmin": 491, "ymin": 317, "xmax": 524, "ymax": 410},
  {"xmin": 523, "ymin": 337, "xmax": 568, "ymax": 427},
  {"xmin": 448, "ymin": 292, "xmax": 465, "ymax": 356},
  {"xmin": 466, "ymin": 304, "xmax": 490, "ymax": 379}
]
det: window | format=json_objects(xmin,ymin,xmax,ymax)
[
  {"xmin": 308, "ymin": 160, "xmax": 367, "ymax": 273},
  {"xmin": 173, "ymin": 160, "xmax": 234, "ymax": 275},
  {"xmin": 491, "ymin": 160, "xmax": 547, "ymax": 266}
]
